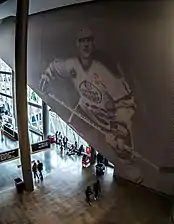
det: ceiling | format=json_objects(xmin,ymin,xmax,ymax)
[{"xmin": 0, "ymin": 0, "xmax": 94, "ymax": 20}]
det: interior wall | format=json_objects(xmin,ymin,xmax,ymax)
[{"xmin": 0, "ymin": 0, "xmax": 173, "ymax": 195}]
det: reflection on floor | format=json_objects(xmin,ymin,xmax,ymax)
[
  {"xmin": 0, "ymin": 144, "xmax": 171, "ymax": 224},
  {"xmin": 0, "ymin": 144, "xmax": 88, "ymax": 192},
  {"xmin": 0, "ymin": 135, "xmax": 18, "ymax": 152},
  {"xmin": 0, "ymin": 131, "xmax": 42, "ymax": 152}
]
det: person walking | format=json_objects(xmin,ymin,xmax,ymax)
[
  {"xmin": 37, "ymin": 160, "xmax": 43, "ymax": 181},
  {"xmin": 32, "ymin": 162, "xmax": 39, "ymax": 181},
  {"xmin": 85, "ymin": 186, "xmax": 93, "ymax": 206},
  {"xmin": 93, "ymin": 180, "xmax": 101, "ymax": 200}
]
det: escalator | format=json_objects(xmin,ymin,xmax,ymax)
[{"xmin": 0, "ymin": 1, "xmax": 173, "ymax": 195}]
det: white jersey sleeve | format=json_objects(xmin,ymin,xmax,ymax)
[{"xmin": 44, "ymin": 58, "xmax": 71, "ymax": 79}]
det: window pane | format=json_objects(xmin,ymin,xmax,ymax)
[
  {"xmin": 66, "ymin": 125, "xmax": 77, "ymax": 144},
  {"xmin": 0, "ymin": 95, "xmax": 13, "ymax": 117},
  {"xmin": 0, "ymin": 58, "xmax": 12, "ymax": 73},
  {"xmin": 27, "ymin": 86, "xmax": 42, "ymax": 105},
  {"xmin": 5, "ymin": 74, "xmax": 12, "ymax": 96},
  {"xmin": 79, "ymin": 136, "xmax": 88, "ymax": 148},
  {"xmin": 49, "ymin": 111, "xmax": 58, "ymax": 134},
  {"xmin": 58, "ymin": 116, "xmax": 66, "ymax": 136},
  {"xmin": 28, "ymin": 105, "xmax": 42, "ymax": 133},
  {"xmin": 0, "ymin": 73, "xmax": 12, "ymax": 96},
  {"xmin": 0, "ymin": 59, "xmax": 12, "ymax": 96}
]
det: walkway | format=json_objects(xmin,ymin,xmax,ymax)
[{"xmin": 0, "ymin": 144, "xmax": 171, "ymax": 224}]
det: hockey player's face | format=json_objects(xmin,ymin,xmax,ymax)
[{"xmin": 78, "ymin": 37, "xmax": 94, "ymax": 59}]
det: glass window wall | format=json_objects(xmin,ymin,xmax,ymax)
[
  {"xmin": 0, "ymin": 58, "xmax": 88, "ymax": 148},
  {"xmin": 0, "ymin": 59, "xmax": 15, "ymax": 135},
  {"xmin": 49, "ymin": 108, "xmax": 88, "ymax": 148}
]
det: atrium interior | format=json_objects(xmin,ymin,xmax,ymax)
[{"xmin": 0, "ymin": 0, "xmax": 173, "ymax": 223}]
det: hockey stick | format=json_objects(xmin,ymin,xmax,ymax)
[{"xmin": 43, "ymin": 91, "xmax": 158, "ymax": 170}]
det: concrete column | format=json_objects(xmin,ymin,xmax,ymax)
[
  {"xmin": 42, "ymin": 101, "xmax": 49, "ymax": 139},
  {"xmin": 12, "ymin": 70, "xmax": 17, "ymax": 127},
  {"xmin": 15, "ymin": 0, "xmax": 33, "ymax": 191}
]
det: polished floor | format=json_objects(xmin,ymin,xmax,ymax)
[
  {"xmin": 0, "ymin": 143, "xmax": 172, "ymax": 224},
  {"xmin": 0, "ymin": 131, "xmax": 42, "ymax": 152}
]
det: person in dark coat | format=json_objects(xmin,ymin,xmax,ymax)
[
  {"xmin": 78, "ymin": 144, "xmax": 84, "ymax": 156},
  {"xmin": 63, "ymin": 136, "xmax": 68, "ymax": 148},
  {"xmin": 85, "ymin": 186, "xmax": 93, "ymax": 206},
  {"xmin": 37, "ymin": 160, "xmax": 43, "ymax": 181},
  {"xmin": 55, "ymin": 131, "xmax": 58, "ymax": 143},
  {"xmin": 96, "ymin": 153, "xmax": 103, "ymax": 164},
  {"xmin": 93, "ymin": 180, "xmax": 101, "ymax": 200},
  {"xmin": 74, "ymin": 141, "xmax": 78, "ymax": 151},
  {"xmin": 58, "ymin": 132, "xmax": 62, "ymax": 145},
  {"xmin": 32, "ymin": 162, "xmax": 39, "ymax": 180}
]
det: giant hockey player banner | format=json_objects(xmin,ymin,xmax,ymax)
[{"xmin": 0, "ymin": 1, "xmax": 172, "ymax": 194}]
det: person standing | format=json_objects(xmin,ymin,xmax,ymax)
[
  {"xmin": 78, "ymin": 144, "xmax": 84, "ymax": 155},
  {"xmin": 37, "ymin": 160, "xmax": 43, "ymax": 181},
  {"xmin": 93, "ymin": 180, "xmax": 101, "ymax": 200},
  {"xmin": 85, "ymin": 186, "xmax": 93, "ymax": 206},
  {"xmin": 55, "ymin": 131, "xmax": 58, "ymax": 144},
  {"xmin": 97, "ymin": 153, "xmax": 103, "ymax": 164},
  {"xmin": 74, "ymin": 141, "xmax": 78, "ymax": 151},
  {"xmin": 60, "ymin": 141, "xmax": 63, "ymax": 152},
  {"xmin": 32, "ymin": 162, "xmax": 39, "ymax": 181},
  {"xmin": 63, "ymin": 136, "xmax": 66, "ymax": 148},
  {"xmin": 1, "ymin": 126, "xmax": 4, "ymax": 142},
  {"xmin": 63, "ymin": 136, "xmax": 68, "ymax": 148},
  {"xmin": 58, "ymin": 132, "xmax": 62, "ymax": 145},
  {"xmin": 65, "ymin": 136, "xmax": 68, "ymax": 148}
]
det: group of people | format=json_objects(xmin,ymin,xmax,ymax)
[
  {"xmin": 32, "ymin": 160, "xmax": 43, "ymax": 181},
  {"xmin": 55, "ymin": 131, "xmax": 68, "ymax": 149},
  {"xmin": 55, "ymin": 131, "xmax": 85, "ymax": 156},
  {"xmin": 85, "ymin": 180, "xmax": 101, "ymax": 206}
]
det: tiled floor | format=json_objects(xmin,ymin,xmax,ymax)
[
  {"xmin": 0, "ymin": 145, "xmax": 61, "ymax": 191},
  {"xmin": 0, "ymin": 143, "xmax": 172, "ymax": 224}
]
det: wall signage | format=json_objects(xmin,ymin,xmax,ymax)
[
  {"xmin": 0, "ymin": 148, "xmax": 19, "ymax": 163},
  {"xmin": 31, "ymin": 139, "xmax": 50, "ymax": 152}
]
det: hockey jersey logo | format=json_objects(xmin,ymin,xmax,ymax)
[{"xmin": 79, "ymin": 80, "xmax": 102, "ymax": 104}]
